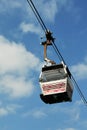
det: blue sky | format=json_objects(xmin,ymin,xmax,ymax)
[{"xmin": 0, "ymin": 0, "xmax": 87, "ymax": 130}]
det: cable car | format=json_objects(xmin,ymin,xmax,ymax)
[
  {"xmin": 39, "ymin": 62, "xmax": 73, "ymax": 104},
  {"xmin": 27, "ymin": 0, "xmax": 87, "ymax": 106}
]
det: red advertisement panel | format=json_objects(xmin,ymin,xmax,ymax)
[{"xmin": 40, "ymin": 79, "xmax": 67, "ymax": 95}]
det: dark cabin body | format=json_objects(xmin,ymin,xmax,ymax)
[{"xmin": 39, "ymin": 63, "xmax": 73, "ymax": 104}]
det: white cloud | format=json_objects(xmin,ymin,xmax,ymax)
[
  {"xmin": 57, "ymin": 128, "xmax": 76, "ymax": 130},
  {"xmin": 0, "ymin": 104, "xmax": 21, "ymax": 117},
  {"xmin": 0, "ymin": 108, "xmax": 8, "ymax": 116},
  {"xmin": 57, "ymin": 101, "xmax": 81, "ymax": 122},
  {"xmin": 49, "ymin": 101, "xmax": 81, "ymax": 123},
  {"xmin": 0, "ymin": 35, "xmax": 40, "ymax": 74},
  {"xmin": 0, "ymin": 0, "xmax": 23, "ymax": 13},
  {"xmin": 20, "ymin": 22, "xmax": 42, "ymax": 35},
  {"xmin": 19, "ymin": 0, "xmax": 59, "ymax": 35},
  {"xmin": 23, "ymin": 100, "xmax": 81, "ymax": 120},
  {"xmin": 33, "ymin": 0, "xmax": 72, "ymax": 22},
  {"xmin": 31, "ymin": 110, "xmax": 47, "ymax": 118},
  {"xmin": 71, "ymin": 57, "xmax": 87, "ymax": 80},
  {"xmin": 0, "ymin": 35, "xmax": 42, "ymax": 99},
  {"xmin": 23, "ymin": 109, "xmax": 47, "ymax": 119},
  {"xmin": 39, "ymin": 0, "xmax": 58, "ymax": 22},
  {"xmin": 0, "ymin": 75, "xmax": 34, "ymax": 98},
  {"xmin": 35, "ymin": 0, "xmax": 75, "ymax": 22},
  {"xmin": 65, "ymin": 128, "xmax": 76, "ymax": 130},
  {"xmin": 0, "ymin": 0, "xmax": 57, "ymax": 22},
  {"xmin": 32, "ymin": 110, "xmax": 46, "ymax": 118},
  {"xmin": 58, "ymin": 128, "xmax": 76, "ymax": 130},
  {"xmin": 0, "ymin": 0, "xmax": 73, "ymax": 22}
]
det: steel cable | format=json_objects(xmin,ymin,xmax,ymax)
[{"xmin": 27, "ymin": 0, "xmax": 47, "ymax": 32}]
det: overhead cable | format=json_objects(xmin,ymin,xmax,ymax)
[
  {"xmin": 27, "ymin": 0, "xmax": 47, "ymax": 32},
  {"xmin": 71, "ymin": 75, "xmax": 87, "ymax": 105}
]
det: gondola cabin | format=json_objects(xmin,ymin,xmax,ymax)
[{"xmin": 39, "ymin": 63, "xmax": 73, "ymax": 104}]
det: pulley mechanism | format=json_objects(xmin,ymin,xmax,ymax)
[{"xmin": 41, "ymin": 30, "xmax": 56, "ymax": 64}]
